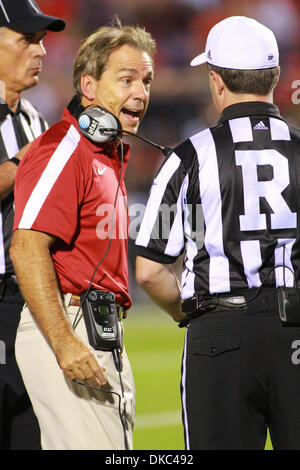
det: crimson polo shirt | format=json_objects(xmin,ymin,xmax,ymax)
[{"xmin": 13, "ymin": 107, "xmax": 132, "ymax": 308}]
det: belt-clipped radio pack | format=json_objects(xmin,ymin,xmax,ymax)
[
  {"xmin": 277, "ymin": 286, "xmax": 300, "ymax": 326},
  {"xmin": 81, "ymin": 289, "xmax": 121, "ymax": 351}
]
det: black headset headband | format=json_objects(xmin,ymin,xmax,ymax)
[{"xmin": 67, "ymin": 95, "xmax": 173, "ymax": 155}]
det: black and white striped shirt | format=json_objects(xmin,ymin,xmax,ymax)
[
  {"xmin": 136, "ymin": 102, "xmax": 300, "ymax": 300},
  {"xmin": 0, "ymin": 98, "xmax": 47, "ymax": 274}
]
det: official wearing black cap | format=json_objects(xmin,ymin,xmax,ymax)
[
  {"xmin": 0, "ymin": 0, "xmax": 65, "ymax": 450},
  {"xmin": 0, "ymin": 0, "xmax": 65, "ymax": 32}
]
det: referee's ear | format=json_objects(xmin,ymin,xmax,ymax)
[
  {"xmin": 208, "ymin": 70, "xmax": 226, "ymax": 113},
  {"xmin": 209, "ymin": 70, "xmax": 225, "ymax": 95},
  {"xmin": 209, "ymin": 70, "xmax": 225, "ymax": 104},
  {"xmin": 277, "ymin": 65, "xmax": 281, "ymax": 79}
]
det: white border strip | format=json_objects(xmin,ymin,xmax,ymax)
[
  {"xmin": 0, "ymin": 1, "xmax": 10, "ymax": 22},
  {"xmin": 181, "ymin": 330, "xmax": 190, "ymax": 449},
  {"xmin": 136, "ymin": 152, "xmax": 181, "ymax": 247},
  {"xmin": 18, "ymin": 125, "xmax": 80, "ymax": 229},
  {"xmin": 0, "ymin": 210, "xmax": 6, "ymax": 273},
  {"xmin": 191, "ymin": 129, "xmax": 230, "ymax": 294}
]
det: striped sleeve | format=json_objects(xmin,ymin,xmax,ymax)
[
  {"xmin": 135, "ymin": 151, "xmax": 188, "ymax": 264},
  {"xmin": 20, "ymin": 98, "xmax": 48, "ymax": 138},
  {"xmin": 0, "ymin": 115, "xmax": 20, "ymax": 159}
]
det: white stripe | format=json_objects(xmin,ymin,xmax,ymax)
[
  {"xmin": 0, "ymin": 210, "xmax": 6, "ymax": 273},
  {"xmin": 19, "ymin": 114, "xmax": 35, "ymax": 142},
  {"xmin": 0, "ymin": 1, "xmax": 10, "ymax": 22},
  {"xmin": 274, "ymin": 238, "xmax": 295, "ymax": 287},
  {"xmin": 181, "ymin": 331, "xmax": 190, "ymax": 449},
  {"xmin": 18, "ymin": 125, "xmax": 81, "ymax": 228},
  {"xmin": 191, "ymin": 129, "xmax": 230, "ymax": 294},
  {"xmin": 270, "ymin": 118, "xmax": 290, "ymax": 141},
  {"xmin": 1, "ymin": 116, "xmax": 19, "ymax": 157},
  {"xmin": 136, "ymin": 153, "xmax": 181, "ymax": 247},
  {"xmin": 28, "ymin": 0, "xmax": 40, "ymax": 14},
  {"xmin": 164, "ymin": 173, "xmax": 188, "ymax": 257},
  {"xmin": 229, "ymin": 117, "xmax": 253, "ymax": 143},
  {"xmin": 20, "ymin": 99, "xmax": 44, "ymax": 137},
  {"xmin": 240, "ymin": 240, "xmax": 262, "ymax": 288},
  {"xmin": 135, "ymin": 410, "xmax": 181, "ymax": 430},
  {"xmin": 181, "ymin": 203, "xmax": 197, "ymax": 300},
  {"xmin": 28, "ymin": 113, "xmax": 42, "ymax": 138}
]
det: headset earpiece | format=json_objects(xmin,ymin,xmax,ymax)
[
  {"xmin": 78, "ymin": 106, "xmax": 122, "ymax": 143},
  {"xmin": 75, "ymin": 100, "xmax": 173, "ymax": 157}
]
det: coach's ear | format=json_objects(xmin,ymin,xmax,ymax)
[{"xmin": 80, "ymin": 74, "xmax": 96, "ymax": 101}]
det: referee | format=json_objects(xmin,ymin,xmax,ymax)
[
  {"xmin": 135, "ymin": 16, "xmax": 300, "ymax": 450},
  {"xmin": 0, "ymin": 0, "xmax": 65, "ymax": 449}
]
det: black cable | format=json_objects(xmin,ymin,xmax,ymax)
[
  {"xmin": 71, "ymin": 137, "xmax": 128, "ymax": 449},
  {"xmin": 229, "ymin": 260, "xmax": 295, "ymax": 306},
  {"xmin": 69, "ymin": 129, "xmax": 170, "ymax": 446},
  {"xmin": 180, "ymin": 261, "xmax": 296, "ymax": 328},
  {"xmin": 116, "ymin": 361, "xmax": 130, "ymax": 450},
  {"xmin": 72, "ymin": 375, "xmax": 129, "ymax": 450},
  {"xmin": 72, "ymin": 136, "xmax": 124, "ymax": 330},
  {"xmin": 100, "ymin": 127, "xmax": 174, "ymax": 157}
]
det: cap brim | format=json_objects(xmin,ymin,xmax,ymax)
[
  {"xmin": 10, "ymin": 14, "xmax": 65, "ymax": 33},
  {"xmin": 190, "ymin": 52, "xmax": 207, "ymax": 67}
]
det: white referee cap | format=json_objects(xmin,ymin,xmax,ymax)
[{"xmin": 190, "ymin": 16, "xmax": 279, "ymax": 70}]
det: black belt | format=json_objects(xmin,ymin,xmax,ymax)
[
  {"xmin": 180, "ymin": 294, "xmax": 247, "ymax": 327},
  {"xmin": 182, "ymin": 294, "xmax": 247, "ymax": 313},
  {"xmin": 0, "ymin": 273, "xmax": 15, "ymax": 280}
]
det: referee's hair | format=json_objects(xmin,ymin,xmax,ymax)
[{"xmin": 208, "ymin": 64, "xmax": 280, "ymax": 95}]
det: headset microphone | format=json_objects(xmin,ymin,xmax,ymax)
[
  {"xmin": 78, "ymin": 106, "xmax": 173, "ymax": 157},
  {"xmin": 100, "ymin": 127, "xmax": 173, "ymax": 157}
]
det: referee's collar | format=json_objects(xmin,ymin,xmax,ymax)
[
  {"xmin": 0, "ymin": 98, "xmax": 31, "ymax": 124},
  {"xmin": 218, "ymin": 101, "xmax": 283, "ymax": 124}
]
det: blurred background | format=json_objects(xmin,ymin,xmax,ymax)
[
  {"xmin": 26, "ymin": 0, "xmax": 300, "ymax": 302},
  {"xmin": 25, "ymin": 0, "xmax": 298, "ymax": 449}
]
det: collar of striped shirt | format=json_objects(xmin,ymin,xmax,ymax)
[
  {"xmin": 0, "ymin": 99, "xmax": 30, "ymax": 123},
  {"xmin": 218, "ymin": 101, "xmax": 283, "ymax": 124}
]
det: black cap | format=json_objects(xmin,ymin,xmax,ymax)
[{"xmin": 0, "ymin": 0, "xmax": 65, "ymax": 33}]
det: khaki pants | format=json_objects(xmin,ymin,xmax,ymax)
[{"xmin": 15, "ymin": 295, "xmax": 135, "ymax": 450}]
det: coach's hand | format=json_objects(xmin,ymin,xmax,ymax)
[{"xmin": 54, "ymin": 335, "xmax": 107, "ymax": 388}]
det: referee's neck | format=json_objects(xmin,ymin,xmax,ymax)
[
  {"xmin": 218, "ymin": 91, "xmax": 273, "ymax": 114},
  {"xmin": 5, "ymin": 90, "xmax": 21, "ymax": 113}
]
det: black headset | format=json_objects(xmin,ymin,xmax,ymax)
[
  {"xmin": 74, "ymin": 100, "xmax": 173, "ymax": 156},
  {"xmin": 78, "ymin": 105, "xmax": 122, "ymax": 144}
]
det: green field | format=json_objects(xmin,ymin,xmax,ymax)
[
  {"xmin": 124, "ymin": 303, "xmax": 273, "ymax": 450},
  {"xmin": 125, "ymin": 303, "xmax": 185, "ymax": 450}
]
